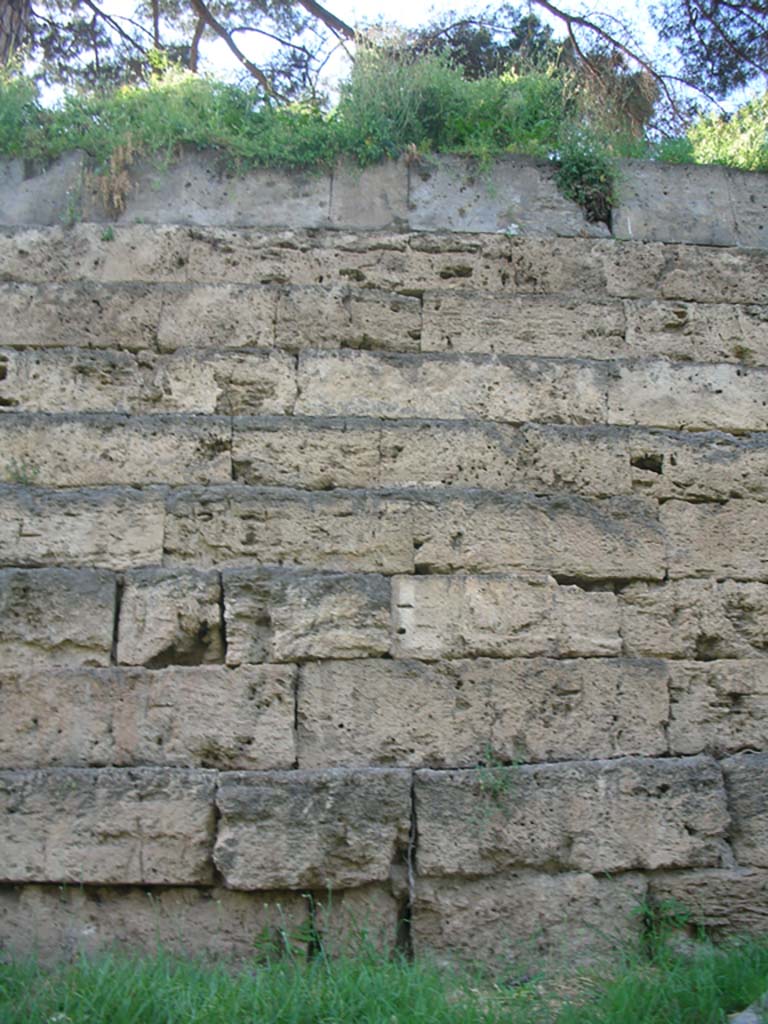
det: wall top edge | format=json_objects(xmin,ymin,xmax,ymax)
[{"xmin": 0, "ymin": 149, "xmax": 766, "ymax": 249}]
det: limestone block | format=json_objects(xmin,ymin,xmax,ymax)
[
  {"xmin": 223, "ymin": 568, "xmax": 390, "ymax": 665},
  {"xmin": 608, "ymin": 360, "xmax": 768, "ymax": 433},
  {"xmin": 214, "ymin": 768, "xmax": 411, "ymax": 889},
  {"xmin": 164, "ymin": 487, "xmax": 414, "ymax": 573},
  {"xmin": 415, "ymin": 755, "xmax": 728, "ymax": 876},
  {"xmin": 624, "ymin": 301, "xmax": 768, "ymax": 366},
  {"xmin": 0, "ymin": 225, "xmax": 96, "ymax": 283},
  {"xmin": 723, "ymin": 753, "xmax": 768, "ymax": 868},
  {"xmin": 668, "ymin": 661, "xmax": 768, "ymax": 758},
  {"xmin": 648, "ymin": 868, "xmax": 768, "ymax": 938},
  {"xmin": 297, "ymin": 657, "xmax": 669, "ymax": 768},
  {"xmin": 185, "ymin": 229, "xmax": 332, "ymax": 287},
  {"xmin": 232, "ymin": 416, "xmax": 380, "ymax": 489},
  {"xmin": 659, "ymin": 246, "xmax": 768, "ymax": 305},
  {"xmin": 157, "ymin": 284, "xmax": 277, "ymax": 351},
  {"xmin": 0, "ymin": 665, "xmax": 297, "ymax": 770},
  {"xmin": 296, "ymin": 351, "xmax": 607, "ymax": 425},
  {"xmin": 503, "ymin": 236, "xmax": 609, "ymax": 295},
  {"xmin": 0, "ymin": 282, "xmax": 162, "ymax": 350},
  {"xmin": 0, "ymin": 883, "xmax": 309, "ymax": 963},
  {"xmin": 728, "ymin": 167, "xmax": 768, "ymax": 249},
  {"xmin": 410, "ymin": 492, "xmax": 665, "ymax": 579},
  {"xmin": 0, "ymin": 413, "xmax": 232, "ymax": 486},
  {"xmin": 612, "ymin": 160, "xmax": 738, "ymax": 247},
  {"xmin": 0, "ymin": 486, "xmax": 165, "ymax": 570},
  {"xmin": 0, "ymin": 152, "xmax": 87, "ymax": 228},
  {"xmin": 0, "ymin": 348, "xmax": 296, "ymax": 415},
  {"xmin": 421, "ymin": 292, "xmax": 626, "ymax": 358},
  {"xmin": 392, "ymin": 573, "xmax": 620, "ymax": 659},
  {"xmin": 275, "ymin": 287, "xmax": 421, "ymax": 352},
  {"xmin": 313, "ymin": 884, "xmax": 403, "ymax": 956},
  {"xmin": 621, "ymin": 580, "xmax": 768, "ymax": 659},
  {"xmin": 662, "ymin": 499, "xmax": 768, "ymax": 581},
  {"xmin": 600, "ymin": 241, "xmax": 669, "ymax": 299},
  {"xmin": 329, "ymin": 159, "xmax": 409, "ymax": 229},
  {"xmin": 0, "ymin": 568, "xmax": 114, "ymax": 669},
  {"xmin": 408, "ymin": 155, "xmax": 609, "ymax": 236},
  {"xmin": 413, "ymin": 871, "xmax": 646, "ymax": 966},
  {"xmin": 0, "ymin": 767, "xmax": 216, "ymax": 884},
  {"xmin": 117, "ymin": 569, "xmax": 223, "ymax": 667}
]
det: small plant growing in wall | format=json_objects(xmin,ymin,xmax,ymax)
[{"xmin": 6, "ymin": 457, "xmax": 39, "ymax": 485}]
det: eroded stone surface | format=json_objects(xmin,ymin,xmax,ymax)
[
  {"xmin": 416, "ymin": 756, "xmax": 728, "ymax": 876},
  {"xmin": 668, "ymin": 661, "xmax": 768, "ymax": 757},
  {"xmin": 723, "ymin": 754, "xmax": 768, "ymax": 868},
  {"xmin": 214, "ymin": 769, "xmax": 411, "ymax": 889},
  {"xmin": 663, "ymin": 500, "xmax": 768, "ymax": 581},
  {"xmin": 648, "ymin": 868, "xmax": 768, "ymax": 938},
  {"xmin": 0, "ymin": 768, "xmax": 216, "ymax": 884}
]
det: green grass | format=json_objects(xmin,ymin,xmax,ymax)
[{"xmin": 2, "ymin": 933, "xmax": 768, "ymax": 1024}]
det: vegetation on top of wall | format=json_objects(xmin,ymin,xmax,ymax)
[{"xmin": 0, "ymin": 50, "xmax": 766, "ymax": 222}]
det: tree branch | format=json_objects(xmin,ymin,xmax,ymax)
[
  {"xmin": 188, "ymin": 0, "xmax": 274, "ymax": 92},
  {"xmin": 295, "ymin": 0, "xmax": 355, "ymax": 40}
]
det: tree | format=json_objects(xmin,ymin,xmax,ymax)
[{"xmin": 0, "ymin": 0, "xmax": 32, "ymax": 64}]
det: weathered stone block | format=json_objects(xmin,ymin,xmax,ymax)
[
  {"xmin": 275, "ymin": 287, "xmax": 421, "ymax": 352},
  {"xmin": 415, "ymin": 756, "xmax": 728, "ymax": 876},
  {"xmin": 0, "ymin": 348, "xmax": 296, "ymax": 415},
  {"xmin": 223, "ymin": 568, "xmax": 390, "ymax": 665},
  {"xmin": 0, "ymin": 413, "xmax": 232, "ymax": 486},
  {"xmin": 157, "ymin": 284, "xmax": 277, "ymax": 351},
  {"xmin": 329, "ymin": 159, "xmax": 409, "ymax": 229},
  {"xmin": 0, "ymin": 665, "xmax": 297, "ymax": 770},
  {"xmin": 620, "ymin": 580, "xmax": 768, "ymax": 659},
  {"xmin": 608, "ymin": 360, "xmax": 768, "ymax": 432},
  {"xmin": 723, "ymin": 753, "xmax": 768, "ymax": 868},
  {"xmin": 0, "ymin": 768, "xmax": 216, "ymax": 884},
  {"xmin": 624, "ymin": 300, "xmax": 768, "ymax": 366},
  {"xmin": 164, "ymin": 487, "xmax": 414, "ymax": 573},
  {"xmin": 297, "ymin": 658, "xmax": 669, "ymax": 768},
  {"xmin": 296, "ymin": 351, "xmax": 607, "ymax": 425},
  {"xmin": 117, "ymin": 569, "xmax": 223, "ymax": 667},
  {"xmin": 392, "ymin": 573, "xmax": 620, "ymax": 659},
  {"xmin": 421, "ymin": 293, "xmax": 626, "ymax": 358},
  {"xmin": 659, "ymin": 245, "xmax": 768, "ymax": 305},
  {"xmin": 662, "ymin": 499, "xmax": 768, "ymax": 581},
  {"xmin": 0, "ymin": 883, "xmax": 309, "ymax": 963},
  {"xmin": 214, "ymin": 769, "xmax": 411, "ymax": 889},
  {"xmin": 668, "ymin": 661, "xmax": 768, "ymax": 758},
  {"xmin": 0, "ymin": 486, "xmax": 165, "ymax": 569},
  {"xmin": 313, "ymin": 884, "xmax": 403, "ymax": 956},
  {"xmin": 648, "ymin": 868, "xmax": 768, "ymax": 938},
  {"xmin": 232, "ymin": 417, "xmax": 380, "ymax": 489},
  {"xmin": 0, "ymin": 568, "xmax": 115, "ymax": 668},
  {"xmin": 0, "ymin": 282, "xmax": 162, "ymax": 350},
  {"xmin": 410, "ymin": 492, "xmax": 665, "ymax": 579},
  {"xmin": 413, "ymin": 871, "xmax": 646, "ymax": 967}
]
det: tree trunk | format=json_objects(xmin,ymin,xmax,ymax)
[{"xmin": 0, "ymin": 0, "xmax": 32, "ymax": 64}]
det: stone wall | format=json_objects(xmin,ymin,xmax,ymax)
[{"xmin": 1, "ymin": 155, "xmax": 768, "ymax": 969}]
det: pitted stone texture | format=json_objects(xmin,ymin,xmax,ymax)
[
  {"xmin": 0, "ymin": 568, "xmax": 115, "ymax": 668},
  {"xmin": 232, "ymin": 417, "xmax": 381, "ymax": 489},
  {"xmin": 608, "ymin": 361, "xmax": 768, "ymax": 433},
  {"xmin": 723, "ymin": 754, "xmax": 768, "ymax": 869},
  {"xmin": 411, "ymin": 492, "xmax": 665, "ymax": 579},
  {"xmin": 0, "ymin": 347, "xmax": 296, "ymax": 415},
  {"xmin": 421, "ymin": 292, "xmax": 626, "ymax": 358},
  {"xmin": 0, "ymin": 486, "xmax": 165, "ymax": 570},
  {"xmin": 157, "ymin": 284, "xmax": 276, "ymax": 351},
  {"xmin": 658, "ymin": 246, "xmax": 768, "ymax": 306},
  {"xmin": 0, "ymin": 153, "xmax": 87, "ymax": 228},
  {"xmin": 416, "ymin": 756, "xmax": 728, "ymax": 876},
  {"xmin": 392, "ymin": 573, "xmax": 620, "ymax": 659},
  {"xmin": 624, "ymin": 301, "xmax": 768, "ymax": 366},
  {"xmin": 649, "ymin": 868, "xmax": 768, "ymax": 938},
  {"xmin": 620, "ymin": 580, "xmax": 768, "ymax": 659},
  {"xmin": 214, "ymin": 769, "xmax": 411, "ymax": 889},
  {"xmin": 330, "ymin": 159, "xmax": 409, "ymax": 229},
  {"xmin": 0, "ymin": 768, "xmax": 216, "ymax": 884},
  {"xmin": 223, "ymin": 569, "xmax": 390, "ymax": 665},
  {"xmin": 313, "ymin": 884, "xmax": 402, "ymax": 956},
  {"xmin": 0, "ymin": 884, "xmax": 309, "ymax": 964},
  {"xmin": 296, "ymin": 351, "xmax": 607, "ymax": 425},
  {"xmin": 0, "ymin": 282, "xmax": 162, "ymax": 350},
  {"xmin": 164, "ymin": 487, "xmax": 414, "ymax": 573},
  {"xmin": 298, "ymin": 658, "xmax": 669, "ymax": 768},
  {"xmin": 662, "ymin": 500, "xmax": 768, "ymax": 582},
  {"xmin": 0, "ymin": 665, "xmax": 296, "ymax": 770},
  {"xmin": 413, "ymin": 872, "xmax": 646, "ymax": 966},
  {"xmin": 117, "ymin": 569, "xmax": 223, "ymax": 667},
  {"xmin": 0, "ymin": 414, "xmax": 231, "ymax": 487},
  {"xmin": 275, "ymin": 287, "xmax": 421, "ymax": 352},
  {"xmin": 668, "ymin": 661, "xmax": 768, "ymax": 758}
]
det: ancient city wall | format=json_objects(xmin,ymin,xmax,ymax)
[{"xmin": 1, "ymin": 153, "xmax": 768, "ymax": 968}]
